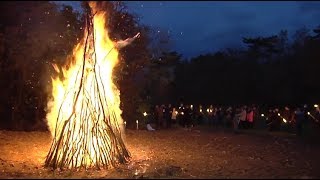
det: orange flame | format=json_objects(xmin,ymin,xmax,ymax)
[{"xmin": 45, "ymin": 2, "xmax": 125, "ymax": 168}]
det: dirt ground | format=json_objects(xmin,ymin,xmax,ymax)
[{"xmin": 1, "ymin": 126, "xmax": 320, "ymax": 179}]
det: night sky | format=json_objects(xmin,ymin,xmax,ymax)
[{"xmin": 57, "ymin": 1, "xmax": 320, "ymax": 59}]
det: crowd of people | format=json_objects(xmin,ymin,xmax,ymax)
[{"xmin": 146, "ymin": 103, "xmax": 320, "ymax": 136}]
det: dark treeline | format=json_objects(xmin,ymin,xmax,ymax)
[
  {"xmin": 166, "ymin": 29, "xmax": 320, "ymax": 107},
  {"xmin": 0, "ymin": 1, "xmax": 319, "ymax": 130}
]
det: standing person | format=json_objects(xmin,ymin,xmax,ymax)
[
  {"xmin": 282, "ymin": 106, "xmax": 291, "ymax": 121},
  {"xmin": 233, "ymin": 106, "xmax": 241, "ymax": 133},
  {"xmin": 161, "ymin": 104, "xmax": 166, "ymax": 128},
  {"xmin": 252, "ymin": 105, "xmax": 258, "ymax": 128},
  {"xmin": 238, "ymin": 106, "xmax": 247, "ymax": 129},
  {"xmin": 166, "ymin": 104, "xmax": 173, "ymax": 128},
  {"xmin": 207, "ymin": 105, "xmax": 214, "ymax": 127},
  {"xmin": 294, "ymin": 107, "xmax": 305, "ymax": 136},
  {"xmin": 157, "ymin": 105, "xmax": 164, "ymax": 129},
  {"xmin": 281, "ymin": 106, "xmax": 292, "ymax": 131},
  {"xmin": 184, "ymin": 104, "xmax": 192, "ymax": 130},
  {"xmin": 154, "ymin": 105, "xmax": 160, "ymax": 129},
  {"xmin": 246, "ymin": 107, "xmax": 254, "ymax": 129},
  {"xmin": 272, "ymin": 108, "xmax": 281, "ymax": 131},
  {"xmin": 178, "ymin": 102, "xmax": 185, "ymax": 127},
  {"xmin": 171, "ymin": 107, "xmax": 178, "ymax": 127},
  {"xmin": 224, "ymin": 107, "xmax": 233, "ymax": 129},
  {"xmin": 215, "ymin": 107, "xmax": 221, "ymax": 128},
  {"xmin": 315, "ymin": 106, "xmax": 320, "ymax": 122},
  {"xmin": 197, "ymin": 104, "xmax": 204, "ymax": 125},
  {"xmin": 190, "ymin": 104, "xmax": 196, "ymax": 127},
  {"xmin": 268, "ymin": 108, "xmax": 277, "ymax": 131}
]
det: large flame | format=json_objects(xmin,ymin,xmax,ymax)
[{"xmin": 45, "ymin": 2, "xmax": 127, "ymax": 168}]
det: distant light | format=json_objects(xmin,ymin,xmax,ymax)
[
  {"xmin": 283, "ymin": 118, "xmax": 287, "ymax": 123},
  {"xmin": 143, "ymin": 112, "xmax": 147, "ymax": 116},
  {"xmin": 261, "ymin": 114, "xmax": 264, "ymax": 117},
  {"xmin": 181, "ymin": 112, "xmax": 184, "ymax": 115},
  {"xmin": 308, "ymin": 112, "xmax": 310, "ymax": 115},
  {"xmin": 175, "ymin": 111, "xmax": 178, "ymax": 115},
  {"xmin": 136, "ymin": 120, "xmax": 139, "ymax": 124},
  {"xmin": 191, "ymin": 105, "xmax": 193, "ymax": 108},
  {"xmin": 277, "ymin": 113, "xmax": 280, "ymax": 116},
  {"xmin": 314, "ymin": 104, "xmax": 318, "ymax": 108},
  {"xmin": 200, "ymin": 109, "xmax": 202, "ymax": 113},
  {"xmin": 210, "ymin": 109, "xmax": 213, "ymax": 113},
  {"xmin": 207, "ymin": 109, "xmax": 209, "ymax": 113}
]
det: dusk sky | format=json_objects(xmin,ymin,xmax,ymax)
[{"xmin": 57, "ymin": 1, "xmax": 320, "ymax": 59}]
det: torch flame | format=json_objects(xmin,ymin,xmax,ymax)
[{"xmin": 283, "ymin": 118, "xmax": 287, "ymax": 123}]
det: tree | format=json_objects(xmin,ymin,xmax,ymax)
[{"xmin": 0, "ymin": 1, "xmax": 83, "ymax": 130}]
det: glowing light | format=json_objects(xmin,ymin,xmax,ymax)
[
  {"xmin": 277, "ymin": 113, "xmax": 280, "ymax": 116},
  {"xmin": 210, "ymin": 109, "xmax": 213, "ymax": 113},
  {"xmin": 143, "ymin": 112, "xmax": 147, "ymax": 116},
  {"xmin": 314, "ymin": 104, "xmax": 318, "ymax": 108},
  {"xmin": 283, "ymin": 118, "xmax": 287, "ymax": 123},
  {"xmin": 181, "ymin": 112, "xmax": 184, "ymax": 115},
  {"xmin": 136, "ymin": 120, "xmax": 139, "ymax": 130},
  {"xmin": 308, "ymin": 112, "xmax": 310, "ymax": 115},
  {"xmin": 207, "ymin": 109, "xmax": 209, "ymax": 113},
  {"xmin": 175, "ymin": 111, "xmax": 178, "ymax": 115},
  {"xmin": 134, "ymin": 169, "xmax": 139, "ymax": 176},
  {"xmin": 261, "ymin": 114, "xmax": 264, "ymax": 117},
  {"xmin": 200, "ymin": 109, "xmax": 202, "ymax": 113}
]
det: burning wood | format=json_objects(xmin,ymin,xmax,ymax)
[{"xmin": 45, "ymin": 2, "xmax": 133, "ymax": 170}]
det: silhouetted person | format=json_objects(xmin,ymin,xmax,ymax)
[
  {"xmin": 184, "ymin": 105, "xmax": 192, "ymax": 129},
  {"xmin": 178, "ymin": 103, "xmax": 185, "ymax": 127},
  {"xmin": 295, "ymin": 107, "xmax": 305, "ymax": 136},
  {"xmin": 165, "ymin": 104, "xmax": 172, "ymax": 128}
]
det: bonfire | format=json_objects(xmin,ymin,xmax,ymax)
[{"xmin": 45, "ymin": 1, "xmax": 139, "ymax": 170}]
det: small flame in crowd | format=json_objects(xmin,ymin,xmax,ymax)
[{"xmin": 283, "ymin": 118, "xmax": 287, "ymax": 123}]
